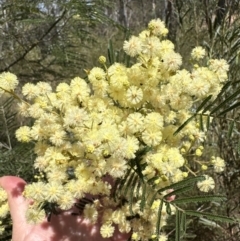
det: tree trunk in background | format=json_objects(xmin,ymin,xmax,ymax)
[
  {"xmin": 151, "ymin": 0, "xmax": 167, "ymax": 19},
  {"xmin": 165, "ymin": 0, "xmax": 178, "ymax": 42},
  {"xmin": 118, "ymin": 0, "xmax": 128, "ymax": 27},
  {"xmin": 214, "ymin": 0, "xmax": 226, "ymax": 29}
]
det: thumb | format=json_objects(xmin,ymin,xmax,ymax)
[{"xmin": 0, "ymin": 176, "xmax": 30, "ymax": 237}]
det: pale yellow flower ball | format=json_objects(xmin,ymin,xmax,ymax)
[
  {"xmin": 100, "ymin": 222, "xmax": 115, "ymax": 238},
  {"xmin": 191, "ymin": 46, "xmax": 206, "ymax": 60},
  {"xmin": 197, "ymin": 175, "xmax": 215, "ymax": 192},
  {"xmin": 148, "ymin": 18, "xmax": 167, "ymax": 36},
  {"xmin": 0, "ymin": 72, "xmax": 18, "ymax": 92},
  {"xmin": 123, "ymin": 36, "xmax": 142, "ymax": 57},
  {"xmin": 162, "ymin": 52, "xmax": 182, "ymax": 71},
  {"xmin": 98, "ymin": 55, "xmax": 106, "ymax": 64},
  {"xmin": 0, "ymin": 203, "xmax": 9, "ymax": 218},
  {"xmin": 15, "ymin": 126, "xmax": 32, "ymax": 142},
  {"xmin": 22, "ymin": 83, "xmax": 39, "ymax": 100},
  {"xmin": 126, "ymin": 85, "xmax": 143, "ymax": 105},
  {"xmin": 0, "ymin": 188, "xmax": 7, "ymax": 203},
  {"xmin": 83, "ymin": 204, "xmax": 98, "ymax": 223},
  {"xmin": 159, "ymin": 40, "xmax": 175, "ymax": 55},
  {"xmin": 212, "ymin": 157, "xmax": 225, "ymax": 172},
  {"xmin": 25, "ymin": 207, "xmax": 46, "ymax": 225}
]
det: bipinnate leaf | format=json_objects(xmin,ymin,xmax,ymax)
[
  {"xmin": 185, "ymin": 210, "xmax": 237, "ymax": 223},
  {"xmin": 172, "ymin": 195, "xmax": 226, "ymax": 205},
  {"xmin": 174, "ymin": 95, "xmax": 212, "ymax": 135}
]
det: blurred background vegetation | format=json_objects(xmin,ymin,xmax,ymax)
[{"xmin": 0, "ymin": 0, "xmax": 240, "ymax": 240}]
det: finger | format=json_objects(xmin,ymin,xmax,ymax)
[{"xmin": 0, "ymin": 176, "xmax": 30, "ymax": 238}]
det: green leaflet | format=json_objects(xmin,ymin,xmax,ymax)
[
  {"xmin": 174, "ymin": 95, "xmax": 212, "ymax": 135},
  {"xmin": 149, "ymin": 176, "xmax": 205, "ymax": 206},
  {"xmin": 163, "ymin": 186, "xmax": 193, "ymax": 199},
  {"xmin": 217, "ymin": 101, "xmax": 240, "ymax": 116},
  {"xmin": 107, "ymin": 40, "xmax": 115, "ymax": 65},
  {"xmin": 175, "ymin": 209, "xmax": 181, "ymax": 241},
  {"xmin": 156, "ymin": 199, "xmax": 163, "ymax": 236},
  {"xmin": 184, "ymin": 210, "xmax": 237, "ymax": 223},
  {"xmin": 157, "ymin": 176, "xmax": 205, "ymax": 195},
  {"xmin": 129, "ymin": 175, "xmax": 138, "ymax": 215},
  {"xmin": 172, "ymin": 195, "xmax": 226, "ymax": 204},
  {"xmin": 202, "ymin": 81, "xmax": 232, "ymax": 113},
  {"xmin": 210, "ymin": 86, "xmax": 240, "ymax": 115},
  {"xmin": 227, "ymin": 120, "xmax": 235, "ymax": 139},
  {"xmin": 122, "ymin": 170, "xmax": 136, "ymax": 197},
  {"xmin": 140, "ymin": 182, "xmax": 147, "ymax": 211}
]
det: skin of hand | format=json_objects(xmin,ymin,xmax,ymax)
[{"xmin": 0, "ymin": 176, "xmax": 131, "ymax": 241}]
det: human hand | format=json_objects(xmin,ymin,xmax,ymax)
[{"xmin": 0, "ymin": 176, "xmax": 131, "ymax": 241}]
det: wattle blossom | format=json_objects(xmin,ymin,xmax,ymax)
[
  {"xmin": 0, "ymin": 18, "xmax": 229, "ymax": 239},
  {"xmin": 123, "ymin": 36, "xmax": 143, "ymax": 57},
  {"xmin": 191, "ymin": 46, "xmax": 206, "ymax": 60},
  {"xmin": 0, "ymin": 72, "xmax": 18, "ymax": 94},
  {"xmin": 197, "ymin": 175, "xmax": 215, "ymax": 192}
]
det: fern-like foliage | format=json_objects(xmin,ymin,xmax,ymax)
[
  {"xmin": 174, "ymin": 78, "xmax": 240, "ymax": 136},
  {"xmin": 0, "ymin": 96, "xmax": 35, "ymax": 180},
  {"xmin": 0, "ymin": 142, "xmax": 35, "ymax": 180},
  {"xmin": 0, "ymin": 96, "xmax": 18, "ymax": 150},
  {"xmin": 112, "ymin": 149, "xmax": 237, "ymax": 241},
  {"xmin": 175, "ymin": 16, "xmax": 240, "ymax": 137}
]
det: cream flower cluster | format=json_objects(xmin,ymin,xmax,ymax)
[
  {"xmin": 0, "ymin": 187, "xmax": 9, "ymax": 235},
  {"xmin": 0, "ymin": 72, "xmax": 18, "ymax": 96},
  {"xmin": 0, "ymin": 18, "xmax": 229, "ymax": 240}
]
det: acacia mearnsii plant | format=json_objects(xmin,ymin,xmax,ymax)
[
  {"xmin": 0, "ymin": 19, "xmax": 238, "ymax": 241},
  {"xmin": 166, "ymin": 1, "xmax": 240, "ymax": 240}
]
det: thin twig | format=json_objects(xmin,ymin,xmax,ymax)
[{"xmin": 1, "ymin": 9, "xmax": 67, "ymax": 72}]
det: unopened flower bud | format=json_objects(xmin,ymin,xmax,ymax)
[
  {"xmin": 148, "ymin": 22, "xmax": 155, "ymax": 31},
  {"xmin": 195, "ymin": 148, "xmax": 202, "ymax": 156},
  {"xmin": 99, "ymin": 56, "xmax": 106, "ymax": 64},
  {"xmin": 102, "ymin": 149, "xmax": 110, "ymax": 157},
  {"xmin": 161, "ymin": 28, "xmax": 168, "ymax": 36},
  {"xmin": 182, "ymin": 172, "xmax": 188, "ymax": 178},
  {"xmin": 189, "ymin": 135, "xmax": 195, "ymax": 141},
  {"xmin": 180, "ymin": 148, "xmax": 186, "ymax": 154},
  {"xmin": 161, "ymin": 175, "xmax": 168, "ymax": 182},
  {"xmin": 154, "ymin": 178, "xmax": 161, "ymax": 184}
]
